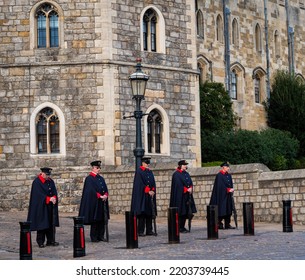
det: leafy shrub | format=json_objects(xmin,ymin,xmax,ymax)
[
  {"xmin": 200, "ymin": 81, "xmax": 237, "ymax": 133},
  {"xmin": 202, "ymin": 128, "xmax": 299, "ymax": 170},
  {"xmin": 202, "ymin": 161, "xmax": 223, "ymax": 167},
  {"xmin": 265, "ymin": 70, "xmax": 305, "ymax": 156}
]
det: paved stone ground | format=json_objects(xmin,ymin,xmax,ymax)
[{"xmin": 1, "ymin": 211, "xmax": 305, "ymax": 260}]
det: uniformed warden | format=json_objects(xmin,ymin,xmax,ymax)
[
  {"xmin": 79, "ymin": 161, "xmax": 110, "ymax": 242},
  {"xmin": 170, "ymin": 160, "xmax": 197, "ymax": 233},
  {"xmin": 131, "ymin": 156, "xmax": 157, "ymax": 236},
  {"xmin": 27, "ymin": 167, "xmax": 59, "ymax": 248}
]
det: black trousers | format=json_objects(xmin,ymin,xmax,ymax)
[
  {"xmin": 138, "ymin": 215, "xmax": 153, "ymax": 235},
  {"xmin": 36, "ymin": 227, "xmax": 55, "ymax": 246},
  {"xmin": 90, "ymin": 221, "xmax": 105, "ymax": 242},
  {"xmin": 218, "ymin": 215, "xmax": 231, "ymax": 227},
  {"xmin": 179, "ymin": 215, "xmax": 187, "ymax": 230}
]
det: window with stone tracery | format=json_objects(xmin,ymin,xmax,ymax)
[
  {"xmin": 197, "ymin": 56, "xmax": 212, "ymax": 85},
  {"xmin": 143, "ymin": 8, "xmax": 157, "ymax": 52},
  {"xmin": 254, "ymin": 75, "xmax": 261, "ymax": 103},
  {"xmin": 147, "ymin": 110, "xmax": 162, "ymax": 154},
  {"xmin": 231, "ymin": 70, "xmax": 238, "ymax": 100},
  {"xmin": 144, "ymin": 105, "xmax": 170, "ymax": 156},
  {"xmin": 253, "ymin": 68, "xmax": 266, "ymax": 104},
  {"xmin": 141, "ymin": 7, "xmax": 165, "ymax": 53},
  {"xmin": 230, "ymin": 63, "xmax": 245, "ymax": 102},
  {"xmin": 35, "ymin": 3, "xmax": 59, "ymax": 48},
  {"xmin": 36, "ymin": 107, "xmax": 59, "ymax": 154}
]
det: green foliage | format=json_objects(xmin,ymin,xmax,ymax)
[
  {"xmin": 265, "ymin": 70, "xmax": 305, "ymax": 156},
  {"xmin": 202, "ymin": 128, "xmax": 299, "ymax": 171},
  {"xmin": 200, "ymin": 78, "xmax": 303, "ymax": 170},
  {"xmin": 200, "ymin": 81, "xmax": 237, "ymax": 133},
  {"xmin": 202, "ymin": 161, "xmax": 223, "ymax": 167},
  {"xmin": 269, "ymin": 155, "xmax": 287, "ymax": 171}
]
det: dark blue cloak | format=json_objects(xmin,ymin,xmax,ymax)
[
  {"xmin": 170, "ymin": 169, "xmax": 197, "ymax": 216},
  {"xmin": 130, "ymin": 167, "xmax": 157, "ymax": 216},
  {"xmin": 209, "ymin": 171, "xmax": 234, "ymax": 217},
  {"xmin": 27, "ymin": 176, "xmax": 59, "ymax": 231},
  {"xmin": 79, "ymin": 173, "xmax": 109, "ymax": 225}
]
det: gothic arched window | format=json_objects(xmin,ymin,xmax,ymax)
[
  {"xmin": 143, "ymin": 8, "xmax": 157, "ymax": 52},
  {"xmin": 36, "ymin": 3, "xmax": 59, "ymax": 48},
  {"xmin": 232, "ymin": 18, "xmax": 239, "ymax": 46},
  {"xmin": 230, "ymin": 62, "xmax": 245, "ymax": 102},
  {"xmin": 231, "ymin": 70, "xmax": 238, "ymax": 100},
  {"xmin": 36, "ymin": 107, "xmax": 59, "ymax": 153},
  {"xmin": 255, "ymin": 23, "xmax": 262, "ymax": 53},
  {"xmin": 254, "ymin": 75, "xmax": 261, "ymax": 103},
  {"xmin": 197, "ymin": 56, "xmax": 212, "ymax": 84},
  {"xmin": 216, "ymin": 15, "xmax": 223, "ymax": 43},
  {"xmin": 196, "ymin": 9, "xmax": 204, "ymax": 38},
  {"xmin": 147, "ymin": 110, "xmax": 162, "ymax": 154},
  {"xmin": 253, "ymin": 67, "xmax": 266, "ymax": 104},
  {"xmin": 274, "ymin": 30, "xmax": 280, "ymax": 58}
]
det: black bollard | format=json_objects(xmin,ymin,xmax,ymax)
[
  {"xmin": 283, "ymin": 200, "xmax": 293, "ymax": 232},
  {"xmin": 73, "ymin": 217, "xmax": 86, "ymax": 258},
  {"xmin": 168, "ymin": 207, "xmax": 180, "ymax": 244},
  {"xmin": 243, "ymin": 202, "xmax": 254, "ymax": 235},
  {"xmin": 19, "ymin": 221, "xmax": 32, "ymax": 260},
  {"xmin": 207, "ymin": 205, "xmax": 218, "ymax": 239},
  {"xmin": 125, "ymin": 211, "xmax": 138, "ymax": 249}
]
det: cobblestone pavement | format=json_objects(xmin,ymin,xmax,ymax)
[{"xmin": 1, "ymin": 211, "xmax": 305, "ymax": 260}]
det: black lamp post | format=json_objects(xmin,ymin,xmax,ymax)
[{"xmin": 129, "ymin": 58, "xmax": 149, "ymax": 170}]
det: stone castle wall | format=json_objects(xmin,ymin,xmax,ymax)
[
  {"xmin": 196, "ymin": 0, "xmax": 305, "ymax": 130},
  {"xmin": 0, "ymin": 0, "xmax": 201, "ymax": 169},
  {"xmin": 1, "ymin": 1, "xmax": 305, "ymax": 225},
  {"xmin": 1, "ymin": 163, "xmax": 305, "ymax": 225},
  {"xmin": 2, "ymin": 0, "xmax": 305, "ymax": 170}
]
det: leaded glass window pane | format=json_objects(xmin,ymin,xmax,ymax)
[
  {"xmin": 49, "ymin": 12, "xmax": 59, "ymax": 47},
  {"xmin": 37, "ymin": 13, "xmax": 46, "ymax": 48}
]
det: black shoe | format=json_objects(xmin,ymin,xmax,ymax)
[
  {"xmin": 38, "ymin": 244, "xmax": 45, "ymax": 248},
  {"xmin": 225, "ymin": 225, "xmax": 235, "ymax": 229},
  {"xmin": 180, "ymin": 228, "xmax": 189, "ymax": 233},
  {"xmin": 146, "ymin": 231, "xmax": 154, "ymax": 236},
  {"xmin": 46, "ymin": 241, "xmax": 59, "ymax": 246},
  {"xmin": 91, "ymin": 239, "xmax": 100, "ymax": 242},
  {"xmin": 138, "ymin": 233, "xmax": 145, "ymax": 237},
  {"xmin": 98, "ymin": 237, "xmax": 106, "ymax": 242},
  {"xmin": 218, "ymin": 223, "xmax": 224, "ymax": 229}
]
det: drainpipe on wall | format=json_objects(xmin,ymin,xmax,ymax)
[
  {"xmin": 285, "ymin": 0, "xmax": 295, "ymax": 74},
  {"xmin": 264, "ymin": 0, "xmax": 270, "ymax": 99},
  {"xmin": 223, "ymin": 1, "xmax": 231, "ymax": 95}
]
